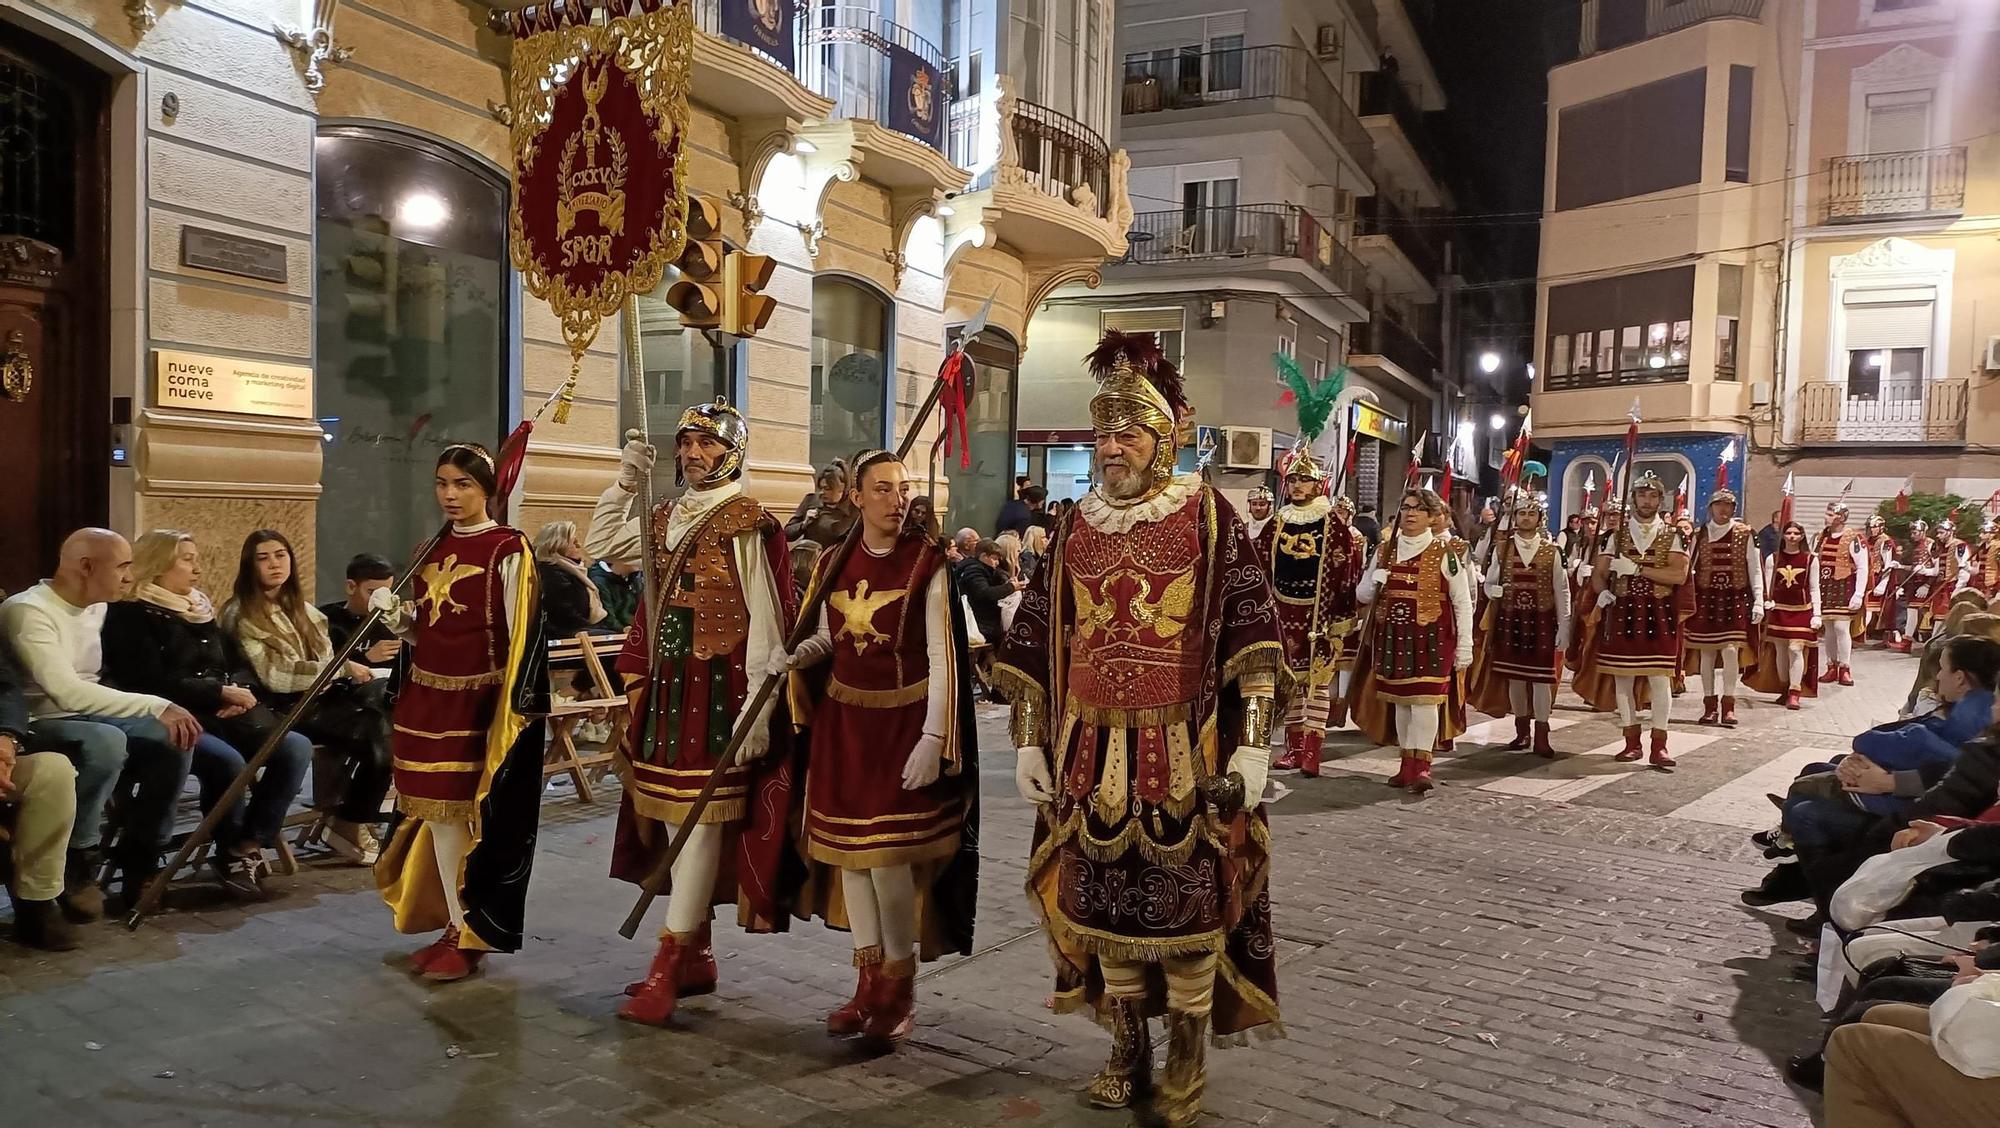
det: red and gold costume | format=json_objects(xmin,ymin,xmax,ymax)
[
  {"xmin": 1897, "ymin": 528, "xmax": 1939, "ymax": 647},
  {"xmin": 1979, "ymin": 530, "xmax": 2000, "ymax": 597},
  {"xmin": 1467, "ymin": 506, "xmax": 1571, "ymax": 758},
  {"xmin": 1572, "ymin": 499, "xmax": 1689, "ymax": 765},
  {"xmin": 1269, "ymin": 494, "xmax": 1363, "ymax": 774},
  {"xmin": 1933, "ymin": 533, "xmax": 1969, "ymax": 621},
  {"xmin": 999, "ymin": 332, "xmax": 1282, "ymax": 1126},
  {"xmin": 1864, "ymin": 526, "xmax": 1897, "ymax": 636},
  {"xmin": 1683, "ymin": 515, "xmax": 1762, "ymax": 727},
  {"xmin": 1747, "ymin": 546, "xmax": 1821, "ymax": 707},
  {"xmin": 377, "ymin": 517, "xmax": 548, "ymax": 960},
  {"xmin": 1349, "ymin": 515, "xmax": 1475, "ymax": 787},
  {"xmin": 1815, "ymin": 515, "xmax": 1869, "ymax": 684}
]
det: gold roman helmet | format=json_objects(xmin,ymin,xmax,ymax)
[
  {"xmin": 1332, "ymin": 493, "xmax": 1355, "ymax": 518},
  {"xmin": 1710, "ymin": 485, "xmax": 1738, "ymax": 508},
  {"xmin": 1087, "ymin": 330, "xmax": 1190, "ymax": 497},
  {"xmin": 1827, "ymin": 500, "xmax": 1851, "ymax": 517},
  {"xmin": 1632, "ymin": 470, "xmax": 1666, "ymax": 495},
  {"xmin": 675, "ymin": 396, "xmax": 749, "ymax": 488},
  {"xmin": 1247, "ymin": 486, "xmax": 1275, "ymax": 504},
  {"xmin": 1281, "ymin": 441, "xmax": 1331, "ymax": 484},
  {"xmin": 1509, "ymin": 486, "xmax": 1545, "ymax": 520}
]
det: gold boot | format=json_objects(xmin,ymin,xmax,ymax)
[
  {"xmin": 1084, "ymin": 998, "xmax": 1152, "ymax": 1109},
  {"xmin": 1153, "ymin": 1010, "xmax": 1209, "ymax": 1127}
]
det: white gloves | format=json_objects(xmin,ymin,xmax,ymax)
[
  {"xmin": 787, "ymin": 637, "xmax": 833, "ymax": 669},
  {"xmin": 1578, "ymin": 564, "xmax": 1593, "ymax": 580},
  {"xmin": 733, "ymin": 693, "xmax": 774, "ymax": 764},
  {"xmin": 1751, "ymin": 603, "xmax": 1765, "ymax": 624},
  {"xmin": 1916, "ymin": 585, "xmax": 1932, "ymax": 600},
  {"xmin": 1596, "ymin": 590, "xmax": 1617, "ymax": 610},
  {"xmin": 903, "ymin": 733, "xmax": 944, "ymax": 790},
  {"xmin": 1849, "ymin": 591, "xmax": 1863, "ymax": 611},
  {"xmin": 1371, "ymin": 569, "xmax": 1391, "ymax": 586},
  {"xmin": 368, "ymin": 585, "xmax": 402, "ymax": 614},
  {"xmin": 1485, "ymin": 582, "xmax": 1504, "ymax": 600},
  {"xmin": 1454, "ymin": 649, "xmax": 1473, "ymax": 671},
  {"xmin": 1554, "ymin": 621, "xmax": 1571, "ymax": 651},
  {"xmin": 1610, "ymin": 557, "xmax": 1640, "ymax": 578},
  {"xmin": 1226, "ymin": 745, "xmax": 1270, "ymax": 808},
  {"xmin": 1015, "ymin": 746, "xmax": 1054, "ymax": 804},
  {"xmin": 1811, "ymin": 615, "xmax": 1823, "ymax": 631},
  {"xmin": 616, "ymin": 438, "xmax": 656, "ymax": 492}
]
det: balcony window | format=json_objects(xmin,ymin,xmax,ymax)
[
  {"xmin": 810, "ymin": 277, "xmax": 891, "ymax": 468},
  {"xmin": 1846, "ymin": 347, "xmax": 1925, "ymax": 402},
  {"xmin": 1716, "ymin": 263, "xmax": 1743, "ymax": 381},
  {"xmin": 1010, "ymin": 0, "xmax": 1114, "ymax": 137},
  {"xmin": 1544, "ymin": 266, "xmax": 1696, "ymax": 390}
]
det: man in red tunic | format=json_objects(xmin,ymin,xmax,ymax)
[
  {"xmin": 1353, "ymin": 488, "xmax": 1475, "ymax": 792},
  {"xmin": 787, "ymin": 449, "xmax": 978, "ymax": 1047},
  {"xmin": 1863, "ymin": 515, "xmax": 1897, "ymax": 638},
  {"xmin": 1894, "ymin": 519, "xmax": 1938, "ymax": 651},
  {"xmin": 998, "ymin": 332, "xmax": 1283, "ymax": 1127},
  {"xmin": 1269, "ymin": 448, "xmax": 1363, "ymax": 776},
  {"xmin": 1684, "ymin": 485, "xmax": 1762, "ymax": 728},
  {"xmin": 1815, "ymin": 503, "xmax": 1868, "ymax": 686},
  {"xmin": 1587, "ymin": 473, "xmax": 1690, "ymax": 767},
  {"xmin": 1244, "ymin": 486, "xmax": 1275, "ymax": 561},
  {"xmin": 1479, "ymin": 490, "xmax": 1570, "ymax": 757},
  {"xmin": 585, "ymin": 401, "xmax": 800, "ymax": 1027}
]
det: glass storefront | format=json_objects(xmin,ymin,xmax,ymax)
[
  {"xmin": 623, "ymin": 287, "xmax": 731, "ymax": 444},
  {"xmin": 313, "ymin": 128, "xmax": 510, "ymax": 595},
  {"xmin": 940, "ymin": 328, "xmax": 1018, "ymax": 534},
  {"xmin": 810, "ymin": 276, "xmax": 890, "ymax": 470}
]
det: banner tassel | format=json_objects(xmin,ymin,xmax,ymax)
[{"xmin": 552, "ymin": 354, "xmax": 582, "ymax": 425}]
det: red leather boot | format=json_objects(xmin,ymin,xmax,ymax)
[
  {"xmin": 1784, "ymin": 688, "xmax": 1801, "ymax": 711},
  {"xmin": 861, "ymin": 955, "xmax": 917, "ymax": 1046},
  {"xmin": 618, "ymin": 930, "xmax": 690, "ymax": 1025},
  {"xmin": 1505, "ymin": 716, "xmax": 1532, "ymax": 750},
  {"xmin": 1385, "ymin": 754, "xmax": 1413, "ymax": 789},
  {"xmin": 1822, "ymin": 660, "xmax": 1840, "ymax": 681},
  {"xmin": 1649, "ymin": 729, "xmax": 1676, "ymax": 769},
  {"xmin": 1614, "ymin": 725, "xmax": 1643, "ymax": 762},
  {"xmin": 1837, "ymin": 664, "xmax": 1854, "ymax": 687},
  {"xmin": 1407, "ymin": 755, "xmax": 1435, "ymax": 794},
  {"xmin": 422, "ymin": 927, "xmax": 485, "ymax": 983},
  {"xmin": 1720, "ymin": 696, "xmax": 1739, "ymax": 727},
  {"xmin": 408, "ymin": 925, "xmax": 460, "ymax": 976},
  {"xmin": 1299, "ymin": 730, "xmax": 1323, "ymax": 777},
  {"xmin": 1273, "ymin": 727, "xmax": 1304, "ymax": 772},
  {"xmin": 1532, "ymin": 721, "xmax": 1555, "ymax": 759},
  {"xmin": 1698, "ymin": 695, "xmax": 1719, "ymax": 726},
  {"xmin": 624, "ymin": 920, "xmax": 717, "ymax": 998},
  {"xmin": 827, "ymin": 946, "xmax": 882, "ymax": 1036}
]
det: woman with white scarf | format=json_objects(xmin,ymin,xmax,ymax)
[{"xmin": 99, "ymin": 530, "xmax": 312, "ymax": 899}]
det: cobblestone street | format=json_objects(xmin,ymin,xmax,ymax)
[{"xmin": 1, "ymin": 651, "xmax": 1916, "ymax": 1127}]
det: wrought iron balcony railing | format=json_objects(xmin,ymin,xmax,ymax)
[
  {"xmin": 1123, "ymin": 203, "xmax": 1368, "ymax": 297},
  {"xmin": 1576, "ymin": 0, "xmax": 1764, "ymax": 59},
  {"xmin": 1351, "ymin": 310, "xmax": 1440, "ymax": 381},
  {"xmin": 1120, "ymin": 45, "xmax": 1374, "ymax": 168}
]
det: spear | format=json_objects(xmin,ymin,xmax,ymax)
[{"xmin": 617, "ymin": 296, "xmax": 994, "ymax": 938}]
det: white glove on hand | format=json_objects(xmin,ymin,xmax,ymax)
[
  {"xmin": 1916, "ymin": 585, "xmax": 1932, "ymax": 600},
  {"xmin": 1455, "ymin": 649, "xmax": 1473, "ymax": 671},
  {"xmin": 1555, "ymin": 621, "xmax": 1571, "ymax": 651},
  {"xmin": 1371, "ymin": 569, "xmax": 1391, "ymax": 586},
  {"xmin": 902, "ymin": 733, "xmax": 944, "ymax": 790},
  {"xmin": 787, "ymin": 637, "xmax": 833, "ymax": 670},
  {"xmin": 1610, "ymin": 557, "xmax": 1640, "ymax": 578},
  {"xmin": 733, "ymin": 695, "xmax": 774, "ymax": 764},
  {"xmin": 616, "ymin": 438, "xmax": 656, "ymax": 492},
  {"xmin": 1595, "ymin": 589, "xmax": 1617, "ymax": 610},
  {"xmin": 1849, "ymin": 591, "xmax": 1863, "ymax": 611},
  {"xmin": 1751, "ymin": 603, "xmax": 1765, "ymax": 624},
  {"xmin": 368, "ymin": 585, "xmax": 401, "ymax": 614},
  {"xmin": 1811, "ymin": 615, "xmax": 1823, "ymax": 631},
  {"xmin": 1578, "ymin": 564, "xmax": 1593, "ymax": 580},
  {"xmin": 1226, "ymin": 745, "xmax": 1270, "ymax": 808},
  {"xmin": 1485, "ymin": 582, "xmax": 1504, "ymax": 600},
  {"xmin": 1015, "ymin": 746, "xmax": 1054, "ymax": 805}
]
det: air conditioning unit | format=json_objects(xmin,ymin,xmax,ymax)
[
  {"xmin": 1985, "ymin": 335, "xmax": 2000, "ymax": 371},
  {"xmin": 1316, "ymin": 25, "xmax": 1340, "ymax": 61},
  {"xmin": 1750, "ymin": 380, "xmax": 1772, "ymax": 407},
  {"xmin": 1223, "ymin": 426, "xmax": 1273, "ymax": 470},
  {"xmin": 1333, "ymin": 188, "xmax": 1356, "ymax": 217}
]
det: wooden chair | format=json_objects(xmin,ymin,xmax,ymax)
[{"xmin": 542, "ymin": 632, "xmax": 629, "ymax": 803}]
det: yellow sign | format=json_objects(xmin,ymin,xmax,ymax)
[
  {"xmin": 154, "ymin": 350, "xmax": 312, "ymax": 419},
  {"xmin": 1352, "ymin": 400, "xmax": 1407, "ymax": 444}
]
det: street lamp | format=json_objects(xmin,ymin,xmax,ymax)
[
  {"xmin": 1479, "ymin": 351, "xmax": 1502, "ymax": 374},
  {"xmin": 1489, "ymin": 413, "xmax": 1506, "ymax": 431}
]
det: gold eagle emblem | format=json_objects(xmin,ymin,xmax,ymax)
[
  {"xmin": 829, "ymin": 578, "xmax": 906, "ymax": 654},
  {"xmin": 1776, "ymin": 564, "xmax": 1805, "ymax": 588},
  {"xmin": 1073, "ymin": 568, "xmax": 1197, "ymax": 644},
  {"xmin": 417, "ymin": 554, "xmax": 485, "ymax": 626}
]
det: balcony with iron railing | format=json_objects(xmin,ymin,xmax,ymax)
[
  {"xmin": 1121, "ymin": 203, "xmax": 1370, "ymax": 299},
  {"xmin": 1353, "ymin": 193, "xmax": 1442, "ymax": 291},
  {"xmin": 802, "ymin": 5, "xmax": 952, "ymax": 153},
  {"xmin": 1350, "ymin": 309, "xmax": 1441, "ymax": 384},
  {"xmin": 1575, "ymin": 0, "xmax": 1764, "ymax": 60},
  {"xmin": 1798, "ymin": 378, "xmax": 1968, "ymax": 446},
  {"xmin": 1357, "ymin": 71, "xmax": 1446, "ymax": 193},
  {"xmin": 1119, "ymin": 45, "xmax": 1374, "ymax": 172},
  {"xmin": 1009, "ymin": 98, "xmax": 1111, "ymax": 214},
  {"xmin": 1823, "ymin": 147, "xmax": 1967, "ymax": 224}
]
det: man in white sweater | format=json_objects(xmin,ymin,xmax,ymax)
[{"xmin": 0, "ymin": 528, "xmax": 201, "ymax": 907}]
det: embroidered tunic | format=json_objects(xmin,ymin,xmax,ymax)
[
  {"xmin": 1270, "ymin": 499, "xmax": 1364, "ymax": 684},
  {"xmin": 1593, "ymin": 517, "xmax": 1687, "ymax": 676},
  {"xmin": 1484, "ymin": 535, "xmax": 1568, "ymax": 683},
  {"xmin": 1816, "ymin": 527, "xmax": 1867, "ymax": 622},
  {"xmin": 1902, "ymin": 536, "xmax": 1937, "ymax": 600},
  {"xmin": 1764, "ymin": 549, "xmax": 1820, "ymax": 642},
  {"xmin": 1359, "ymin": 533, "xmax": 1471, "ymax": 705},
  {"xmin": 1933, "ymin": 538, "xmax": 1970, "ymax": 616},
  {"xmin": 1866, "ymin": 534, "xmax": 1898, "ymax": 622},
  {"xmin": 1685, "ymin": 521, "xmax": 1761, "ymax": 649}
]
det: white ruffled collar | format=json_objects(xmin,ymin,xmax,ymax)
[
  {"xmin": 1278, "ymin": 496, "xmax": 1332, "ymax": 526},
  {"xmin": 666, "ymin": 481, "xmax": 743, "ymax": 548},
  {"xmin": 1079, "ymin": 474, "xmax": 1202, "ymax": 535}
]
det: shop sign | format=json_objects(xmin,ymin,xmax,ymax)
[
  {"xmin": 1352, "ymin": 400, "xmax": 1407, "ymax": 444},
  {"xmin": 154, "ymin": 349, "xmax": 312, "ymax": 419},
  {"xmin": 180, "ymin": 227, "xmax": 288, "ymax": 284}
]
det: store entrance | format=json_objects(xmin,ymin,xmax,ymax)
[{"xmin": 0, "ymin": 30, "xmax": 110, "ymax": 595}]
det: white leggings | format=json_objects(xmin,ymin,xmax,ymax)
[
  {"xmin": 1696, "ymin": 647, "xmax": 1741, "ymax": 696},
  {"xmin": 1613, "ymin": 676, "xmax": 1674, "ymax": 730},
  {"xmin": 659, "ymin": 820, "xmax": 725, "ymax": 936},
  {"xmin": 1507, "ymin": 681, "xmax": 1552, "ymax": 722},
  {"xmin": 1905, "ymin": 606, "xmax": 1926, "ymax": 638},
  {"xmin": 1780, "ymin": 641, "xmax": 1807, "ymax": 689},
  {"xmin": 1821, "ymin": 620, "xmax": 1853, "ymax": 665},
  {"xmin": 1395, "ymin": 703, "xmax": 1440, "ymax": 755},
  {"xmin": 841, "ymin": 865, "xmax": 919, "ymax": 961},
  {"xmin": 429, "ymin": 820, "xmax": 473, "ymax": 932}
]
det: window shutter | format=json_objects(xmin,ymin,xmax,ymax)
[
  {"xmin": 1204, "ymin": 11, "xmax": 1246, "ymax": 39},
  {"xmin": 1102, "ymin": 307, "xmax": 1186, "ymax": 334},
  {"xmin": 1844, "ymin": 298, "xmax": 1933, "ymax": 350}
]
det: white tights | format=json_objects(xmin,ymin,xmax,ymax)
[
  {"xmin": 660, "ymin": 820, "xmax": 725, "ymax": 936},
  {"xmin": 1395, "ymin": 703, "xmax": 1439, "ymax": 755},
  {"xmin": 428, "ymin": 820, "xmax": 473, "ymax": 932},
  {"xmin": 1507, "ymin": 681, "xmax": 1553, "ymax": 722},
  {"xmin": 841, "ymin": 865, "xmax": 919, "ymax": 961},
  {"xmin": 1777, "ymin": 641, "xmax": 1806, "ymax": 690},
  {"xmin": 1822, "ymin": 621, "xmax": 1853, "ymax": 665},
  {"xmin": 1906, "ymin": 607, "xmax": 1926, "ymax": 638},
  {"xmin": 1697, "ymin": 647, "xmax": 1741, "ymax": 696},
  {"xmin": 1614, "ymin": 676, "xmax": 1674, "ymax": 730}
]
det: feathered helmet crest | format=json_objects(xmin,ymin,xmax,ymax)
[{"xmin": 1274, "ymin": 351, "xmax": 1346, "ymax": 484}]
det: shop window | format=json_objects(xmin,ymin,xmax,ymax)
[
  {"xmin": 313, "ymin": 128, "xmax": 510, "ymax": 596},
  {"xmin": 810, "ymin": 276, "xmax": 890, "ymax": 470},
  {"xmin": 942, "ymin": 327, "xmax": 1020, "ymax": 536}
]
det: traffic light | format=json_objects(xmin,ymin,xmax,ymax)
[
  {"xmin": 664, "ymin": 192, "xmax": 726, "ymax": 330},
  {"xmin": 723, "ymin": 251, "xmax": 776, "ymax": 338}
]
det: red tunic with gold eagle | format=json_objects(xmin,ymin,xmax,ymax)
[
  {"xmin": 1593, "ymin": 517, "xmax": 1688, "ymax": 676},
  {"xmin": 1816, "ymin": 527, "xmax": 1865, "ymax": 624},
  {"xmin": 391, "ymin": 523, "xmax": 535, "ymax": 820},
  {"xmin": 607, "ymin": 489, "xmax": 799, "ymax": 930},
  {"xmin": 1270, "ymin": 498, "xmax": 1364, "ymax": 680},
  {"xmin": 1765, "ymin": 550, "xmax": 1820, "ymax": 642}
]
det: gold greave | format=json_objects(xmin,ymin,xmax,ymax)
[
  {"xmin": 1238, "ymin": 692, "xmax": 1274, "ymax": 750},
  {"xmin": 1155, "ymin": 1010, "xmax": 1210, "ymax": 1128},
  {"xmin": 1009, "ymin": 691, "xmax": 1046, "ymax": 749},
  {"xmin": 1084, "ymin": 997, "xmax": 1153, "ymax": 1109}
]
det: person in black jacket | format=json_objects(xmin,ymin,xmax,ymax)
[
  {"xmin": 957, "ymin": 539, "xmax": 1020, "ymax": 647},
  {"xmin": 532, "ymin": 520, "xmax": 604, "ymax": 640},
  {"xmin": 99, "ymin": 530, "xmax": 311, "ymax": 899}
]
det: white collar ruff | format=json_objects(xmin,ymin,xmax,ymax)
[
  {"xmin": 1278, "ymin": 496, "xmax": 1332, "ymax": 526},
  {"xmin": 1079, "ymin": 474, "xmax": 1202, "ymax": 535}
]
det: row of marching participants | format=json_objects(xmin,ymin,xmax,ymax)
[{"xmin": 1237, "ymin": 458, "xmax": 1925, "ymax": 789}]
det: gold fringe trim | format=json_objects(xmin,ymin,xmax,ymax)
[
  {"xmin": 804, "ymin": 833, "xmax": 961, "ymax": 871},
  {"xmin": 1377, "ymin": 692, "xmax": 1447, "ymax": 706},
  {"xmin": 627, "ymin": 790, "xmax": 747, "ymax": 826},
  {"xmin": 393, "ymin": 724, "xmax": 486, "ymax": 740},
  {"xmin": 1068, "ymin": 700, "xmax": 1192, "ymax": 728},
  {"xmin": 1220, "ymin": 642, "xmax": 1286, "ymax": 689},
  {"xmin": 396, "ymin": 795, "xmax": 475, "ymax": 822},
  {"xmin": 409, "ymin": 665, "xmax": 505, "ymax": 691},
  {"xmin": 990, "ymin": 662, "xmax": 1045, "ymax": 706},
  {"xmin": 828, "ymin": 677, "xmax": 928, "ymax": 708},
  {"xmin": 391, "ymin": 757, "xmax": 482, "ymax": 774},
  {"xmin": 853, "ymin": 944, "xmax": 884, "ymax": 968},
  {"xmin": 881, "ymin": 954, "xmax": 917, "ymax": 978}
]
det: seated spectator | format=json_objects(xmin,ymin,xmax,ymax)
[
  {"xmin": 221, "ymin": 530, "xmax": 391, "ymax": 866},
  {"xmin": 786, "ymin": 461, "xmax": 856, "ymax": 547},
  {"xmin": 100, "ymin": 530, "xmax": 311, "ymax": 900},
  {"xmin": 1909, "ymin": 611, "xmax": 2000, "ymax": 718},
  {"xmin": 534, "ymin": 520, "xmax": 606, "ymax": 640},
  {"xmin": 2, "ymin": 643, "xmax": 82, "ymax": 950},
  {"xmin": 1020, "ymin": 524, "xmax": 1049, "ymax": 584},
  {"xmin": 994, "ymin": 530, "xmax": 1023, "ymax": 581},
  {"xmin": 789, "ymin": 541, "xmax": 822, "ymax": 600},
  {"xmin": 0, "ymin": 528, "xmax": 199, "ymax": 910},
  {"xmin": 947, "ymin": 527, "xmax": 979, "ymax": 566},
  {"xmin": 321, "ymin": 553, "xmax": 403, "ymax": 670},
  {"xmin": 1823, "ymin": 988, "xmax": 2000, "ymax": 1126},
  {"xmin": 959, "ymin": 539, "xmax": 1021, "ymax": 649},
  {"xmin": 588, "ymin": 557, "xmax": 644, "ymax": 634}
]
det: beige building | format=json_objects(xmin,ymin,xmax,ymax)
[
  {"xmin": 1532, "ymin": 0, "xmax": 2000, "ymax": 523},
  {"xmin": 0, "ymin": 0, "xmax": 1127, "ymax": 598}
]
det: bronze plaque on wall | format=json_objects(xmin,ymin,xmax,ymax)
[{"xmin": 180, "ymin": 226, "xmax": 288, "ymax": 284}]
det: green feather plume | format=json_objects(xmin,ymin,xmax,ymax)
[{"xmin": 1276, "ymin": 352, "xmax": 1346, "ymax": 442}]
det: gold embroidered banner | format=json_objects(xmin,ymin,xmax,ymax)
[{"xmin": 506, "ymin": 0, "xmax": 692, "ymax": 420}]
